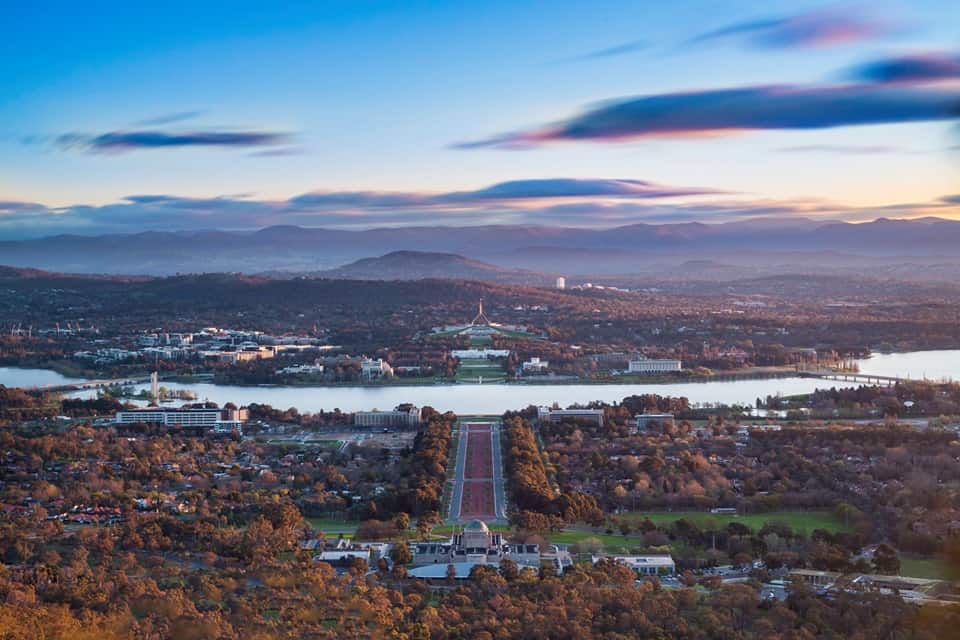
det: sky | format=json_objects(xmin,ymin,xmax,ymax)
[{"xmin": 1, "ymin": 0, "xmax": 958, "ymax": 238}]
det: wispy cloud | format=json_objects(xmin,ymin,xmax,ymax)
[
  {"xmin": 559, "ymin": 39, "xmax": 646, "ymax": 62},
  {"xmin": 689, "ymin": 7, "xmax": 895, "ymax": 50},
  {"xmin": 54, "ymin": 128, "xmax": 295, "ymax": 154},
  {"xmin": 133, "ymin": 111, "xmax": 205, "ymax": 126},
  {"xmin": 456, "ymin": 83, "xmax": 960, "ymax": 148}
]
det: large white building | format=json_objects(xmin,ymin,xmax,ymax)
[
  {"xmin": 361, "ymin": 358, "xmax": 394, "ymax": 379},
  {"xmin": 353, "ymin": 406, "xmax": 421, "ymax": 428},
  {"xmin": 595, "ymin": 555, "xmax": 675, "ymax": 576},
  {"xmin": 521, "ymin": 357, "xmax": 549, "ymax": 374},
  {"xmin": 115, "ymin": 407, "xmax": 247, "ymax": 431},
  {"xmin": 450, "ymin": 349, "xmax": 510, "ymax": 359},
  {"xmin": 627, "ymin": 357, "xmax": 682, "ymax": 373}
]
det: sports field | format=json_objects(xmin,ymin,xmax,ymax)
[{"xmin": 619, "ymin": 510, "xmax": 849, "ymax": 534}]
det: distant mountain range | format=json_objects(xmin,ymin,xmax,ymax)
[{"xmin": 1, "ymin": 217, "xmax": 959, "ymax": 281}]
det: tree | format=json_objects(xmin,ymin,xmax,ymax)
[
  {"xmin": 395, "ymin": 512, "xmax": 411, "ymax": 534},
  {"xmin": 872, "ymin": 543, "xmax": 900, "ymax": 575},
  {"xmin": 390, "ymin": 541, "xmax": 412, "ymax": 566},
  {"xmin": 416, "ymin": 511, "xmax": 440, "ymax": 539}
]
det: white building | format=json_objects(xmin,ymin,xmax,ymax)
[
  {"xmin": 556, "ymin": 276, "xmax": 566, "ymax": 290},
  {"xmin": 354, "ymin": 406, "xmax": 421, "ymax": 428},
  {"xmin": 627, "ymin": 357, "xmax": 681, "ymax": 373},
  {"xmin": 276, "ymin": 362, "xmax": 325, "ymax": 375},
  {"xmin": 115, "ymin": 407, "xmax": 247, "ymax": 431},
  {"xmin": 450, "ymin": 349, "xmax": 511, "ymax": 359},
  {"xmin": 595, "ymin": 555, "xmax": 675, "ymax": 576},
  {"xmin": 361, "ymin": 358, "xmax": 393, "ymax": 379},
  {"xmin": 521, "ymin": 357, "xmax": 549, "ymax": 374}
]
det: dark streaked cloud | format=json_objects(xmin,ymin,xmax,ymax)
[
  {"xmin": 689, "ymin": 7, "xmax": 893, "ymax": 50},
  {"xmin": 851, "ymin": 52, "xmax": 960, "ymax": 84},
  {"xmin": 942, "ymin": 195, "xmax": 960, "ymax": 205},
  {"xmin": 290, "ymin": 178, "xmax": 721, "ymax": 209},
  {"xmin": 435, "ymin": 178, "xmax": 721, "ymax": 201},
  {"xmin": 457, "ymin": 83, "xmax": 960, "ymax": 148},
  {"xmin": 55, "ymin": 129, "xmax": 295, "ymax": 153}
]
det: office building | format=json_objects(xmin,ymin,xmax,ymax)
[
  {"xmin": 537, "ymin": 407, "xmax": 604, "ymax": 426},
  {"xmin": 627, "ymin": 357, "xmax": 681, "ymax": 373},
  {"xmin": 115, "ymin": 407, "xmax": 247, "ymax": 431},
  {"xmin": 354, "ymin": 406, "xmax": 421, "ymax": 428}
]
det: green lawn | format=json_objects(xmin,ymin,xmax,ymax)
[
  {"xmin": 618, "ymin": 510, "xmax": 849, "ymax": 535},
  {"xmin": 306, "ymin": 518, "xmax": 359, "ymax": 534},
  {"xmin": 455, "ymin": 358, "xmax": 506, "ymax": 382},
  {"xmin": 545, "ymin": 530, "xmax": 644, "ymax": 551},
  {"xmin": 900, "ymin": 556, "xmax": 951, "ymax": 580}
]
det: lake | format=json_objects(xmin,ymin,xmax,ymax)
[{"xmin": 0, "ymin": 349, "xmax": 956, "ymax": 414}]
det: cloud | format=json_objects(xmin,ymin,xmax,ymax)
[
  {"xmin": 561, "ymin": 40, "xmax": 646, "ymax": 62},
  {"xmin": 851, "ymin": 52, "xmax": 960, "ymax": 84},
  {"xmin": 289, "ymin": 178, "xmax": 721, "ymax": 210},
  {"xmin": 1, "ymin": 181, "xmax": 958, "ymax": 240},
  {"xmin": 55, "ymin": 129, "xmax": 294, "ymax": 153},
  {"xmin": 435, "ymin": 178, "xmax": 721, "ymax": 201},
  {"xmin": 248, "ymin": 146, "xmax": 308, "ymax": 157},
  {"xmin": 134, "ymin": 111, "xmax": 205, "ymax": 126},
  {"xmin": 457, "ymin": 83, "xmax": 960, "ymax": 148},
  {"xmin": 0, "ymin": 200, "xmax": 47, "ymax": 213},
  {"xmin": 689, "ymin": 7, "xmax": 893, "ymax": 50}
]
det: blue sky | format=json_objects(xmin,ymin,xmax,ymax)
[{"xmin": 1, "ymin": 0, "xmax": 958, "ymax": 238}]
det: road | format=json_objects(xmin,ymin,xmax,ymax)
[{"xmin": 447, "ymin": 416, "xmax": 507, "ymax": 523}]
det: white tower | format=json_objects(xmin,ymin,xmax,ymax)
[
  {"xmin": 556, "ymin": 276, "xmax": 566, "ymax": 290},
  {"xmin": 150, "ymin": 371, "xmax": 159, "ymax": 403}
]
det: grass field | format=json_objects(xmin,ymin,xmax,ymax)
[
  {"xmin": 306, "ymin": 518, "xmax": 359, "ymax": 534},
  {"xmin": 455, "ymin": 358, "xmax": 506, "ymax": 382},
  {"xmin": 900, "ymin": 556, "xmax": 951, "ymax": 580},
  {"xmin": 618, "ymin": 510, "xmax": 849, "ymax": 535},
  {"xmin": 545, "ymin": 530, "xmax": 643, "ymax": 550}
]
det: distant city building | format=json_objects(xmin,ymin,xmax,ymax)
[
  {"xmin": 429, "ymin": 299, "xmax": 534, "ymax": 338},
  {"xmin": 276, "ymin": 362, "xmax": 325, "ymax": 375},
  {"xmin": 354, "ymin": 406, "xmax": 421, "ymax": 428},
  {"xmin": 361, "ymin": 358, "xmax": 394, "ymax": 379},
  {"xmin": 556, "ymin": 276, "xmax": 566, "ymax": 290},
  {"xmin": 115, "ymin": 407, "xmax": 247, "ymax": 431},
  {"xmin": 521, "ymin": 357, "xmax": 549, "ymax": 374},
  {"xmin": 538, "ymin": 407, "xmax": 604, "ymax": 426},
  {"xmin": 635, "ymin": 413, "xmax": 675, "ymax": 431},
  {"xmin": 627, "ymin": 357, "xmax": 682, "ymax": 373},
  {"xmin": 596, "ymin": 555, "xmax": 675, "ymax": 576},
  {"xmin": 450, "ymin": 349, "xmax": 511, "ymax": 359}
]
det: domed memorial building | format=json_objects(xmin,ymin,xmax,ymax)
[{"xmin": 408, "ymin": 519, "xmax": 571, "ymax": 580}]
